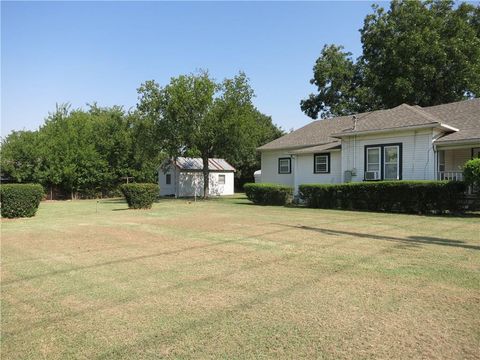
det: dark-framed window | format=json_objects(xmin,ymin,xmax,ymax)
[
  {"xmin": 166, "ymin": 173, "xmax": 171, "ymax": 185},
  {"xmin": 218, "ymin": 174, "xmax": 226, "ymax": 184},
  {"xmin": 472, "ymin": 147, "xmax": 480, "ymax": 159},
  {"xmin": 364, "ymin": 143, "xmax": 402, "ymax": 180},
  {"xmin": 278, "ymin": 157, "xmax": 291, "ymax": 174},
  {"xmin": 314, "ymin": 153, "xmax": 330, "ymax": 173}
]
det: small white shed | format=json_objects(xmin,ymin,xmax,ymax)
[{"xmin": 159, "ymin": 157, "xmax": 235, "ymax": 197}]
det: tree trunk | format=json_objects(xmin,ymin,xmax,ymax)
[{"xmin": 202, "ymin": 156, "xmax": 209, "ymax": 199}]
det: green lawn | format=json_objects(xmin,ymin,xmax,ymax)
[{"xmin": 1, "ymin": 195, "xmax": 479, "ymax": 359}]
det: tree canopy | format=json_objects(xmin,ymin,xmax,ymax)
[
  {"xmin": 1, "ymin": 72, "xmax": 282, "ymax": 198},
  {"xmin": 301, "ymin": 0, "xmax": 480, "ymax": 119},
  {"xmin": 0, "ymin": 105, "xmax": 160, "ymax": 199},
  {"xmin": 137, "ymin": 71, "xmax": 282, "ymax": 197}
]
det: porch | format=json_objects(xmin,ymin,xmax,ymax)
[{"xmin": 436, "ymin": 146, "xmax": 479, "ymax": 181}]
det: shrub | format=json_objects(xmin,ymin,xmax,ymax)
[
  {"xmin": 299, "ymin": 181, "xmax": 467, "ymax": 214},
  {"xmin": 244, "ymin": 183, "xmax": 293, "ymax": 205},
  {"xmin": 464, "ymin": 158, "xmax": 480, "ymax": 187},
  {"xmin": 0, "ymin": 184, "xmax": 44, "ymax": 218},
  {"xmin": 120, "ymin": 183, "xmax": 159, "ymax": 209}
]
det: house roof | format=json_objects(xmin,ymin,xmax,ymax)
[
  {"xmin": 257, "ymin": 115, "xmax": 355, "ymax": 151},
  {"xmin": 290, "ymin": 141, "xmax": 341, "ymax": 155},
  {"xmin": 258, "ymin": 99, "xmax": 480, "ymax": 151},
  {"xmin": 424, "ymin": 99, "xmax": 480, "ymax": 144},
  {"xmin": 174, "ymin": 157, "xmax": 235, "ymax": 172}
]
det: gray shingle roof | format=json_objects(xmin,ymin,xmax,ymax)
[
  {"xmin": 334, "ymin": 104, "xmax": 440, "ymax": 135},
  {"xmin": 258, "ymin": 99, "xmax": 480, "ymax": 151},
  {"xmin": 174, "ymin": 157, "xmax": 235, "ymax": 171},
  {"xmin": 424, "ymin": 99, "xmax": 480, "ymax": 144},
  {"xmin": 257, "ymin": 115, "xmax": 358, "ymax": 151},
  {"xmin": 291, "ymin": 141, "xmax": 341, "ymax": 154}
]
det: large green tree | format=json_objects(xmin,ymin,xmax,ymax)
[
  {"xmin": 0, "ymin": 104, "xmax": 159, "ymax": 199},
  {"xmin": 301, "ymin": 0, "xmax": 480, "ymax": 119},
  {"xmin": 137, "ymin": 71, "xmax": 282, "ymax": 197}
]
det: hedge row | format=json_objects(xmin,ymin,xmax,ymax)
[
  {"xmin": 244, "ymin": 183, "xmax": 293, "ymax": 205},
  {"xmin": 120, "ymin": 183, "xmax": 159, "ymax": 209},
  {"xmin": 0, "ymin": 184, "xmax": 44, "ymax": 218},
  {"xmin": 299, "ymin": 181, "xmax": 467, "ymax": 214}
]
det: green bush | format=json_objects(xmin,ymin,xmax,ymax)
[
  {"xmin": 0, "ymin": 184, "xmax": 44, "ymax": 218},
  {"xmin": 120, "ymin": 183, "xmax": 159, "ymax": 209},
  {"xmin": 299, "ymin": 181, "xmax": 467, "ymax": 214},
  {"xmin": 464, "ymin": 158, "xmax": 480, "ymax": 187},
  {"xmin": 244, "ymin": 183, "xmax": 293, "ymax": 205}
]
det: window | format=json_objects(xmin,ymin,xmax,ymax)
[
  {"xmin": 278, "ymin": 158, "xmax": 291, "ymax": 174},
  {"xmin": 473, "ymin": 148, "xmax": 480, "ymax": 159},
  {"xmin": 384, "ymin": 145, "xmax": 399, "ymax": 180},
  {"xmin": 366, "ymin": 147, "xmax": 381, "ymax": 172},
  {"xmin": 218, "ymin": 174, "xmax": 226, "ymax": 185},
  {"xmin": 314, "ymin": 153, "xmax": 330, "ymax": 173},
  {"xmin": 364, "ymin": 143, "xmax": 402, "ymax": 180},
  {"xmin": 166, "ymin": 174, "xmax": 171, "ymax": 185},
  {"xmin": 438, "ymin": 150, "xmax": 445, "ymax": 172}
]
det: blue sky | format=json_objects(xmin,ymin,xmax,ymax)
[{"xmin": 1, "ymin": 1, "xmax": 376, "ymax": 136}]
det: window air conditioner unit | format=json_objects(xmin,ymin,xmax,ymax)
[{"xmin": 365, "ymin": 171, "xmax": 380, "ymax": 180}]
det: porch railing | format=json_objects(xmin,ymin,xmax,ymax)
[{"xmin": 437, "ymin": 171, "xmax": 464, "ymax": 181}]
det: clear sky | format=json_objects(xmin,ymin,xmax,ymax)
[{"xmin": 1, "ymin": 1, "xmax": 376, "ymax": 137}]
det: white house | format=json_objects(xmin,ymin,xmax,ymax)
[
  {"xmin": 159, "ymin": 157, "xmax": 235, "ymax": 197},
  {"xmin": 258, "ymin": 99, "xmax": 480, "ymax": 193}
]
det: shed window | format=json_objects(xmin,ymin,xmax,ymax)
[
  {"xmin": 278, "ymin": 158, "xmax": 291, "ymax": 174},
  {"xmin": 314, "ymin": 153, "xmax": 330, "ymax": 173},
  {"xmin": 218, "ymin": 174, "xmax": 226, "ymax": 185},
  {"xmin": 166, "ymin": 174, "xmax": 171, "ymax": 185}
]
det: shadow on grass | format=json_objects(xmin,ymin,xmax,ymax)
[
  {"xmin": 274, "ymin": 224, "xmax": 480, "ymax": 251},
  {"xmin": 98, "ymin": 199, "xmax": 127, "ymax": 204}
]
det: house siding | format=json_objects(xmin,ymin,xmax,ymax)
[
  {"xmin": 295, "ymin": 151, "xmax": 342, "ymax": 190},
  {"xmin": 341, "ymin": 129, "xmax": 436, "ymax": 182},
  {"xmin": 260, "ymin": 150, "xmax": 294, "ymax": 186}
]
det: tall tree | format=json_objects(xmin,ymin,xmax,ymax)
[
  {"xmin": 0, "ymin": 130, "xmax": 42, "ymax": 183},
  {"xmin": 301, "ymin": 0, "xmax": 480, "ymax": 119},
  {"xmin": 137, "ymin": 71, "xmax": 276, "ymax": 197}
]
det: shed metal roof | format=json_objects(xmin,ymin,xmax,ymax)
[{"xmin": 174, "ymin": 157, "xmax": 235, "ymax": 172}]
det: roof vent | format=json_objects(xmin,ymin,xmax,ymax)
[{"xmin": 352, "ymin": 115, "xmax": 358, "ymax": 130}]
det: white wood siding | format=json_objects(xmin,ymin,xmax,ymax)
[
  {"xmin": 341, "ymin": 129, "xmax": 436, "ymax": 181},
  {"xmin": 159, "ymin": 166, "xmax": 177, "ymax": 196},
  {"xmin": 159, "ymin": 169, "xmax": 234, "ymax": 197},
  {"xmin": 295, "ymin": 151, "xmax": 342, "ymax": 190},
  {"xmin": 260, "ymin": 151, "xmax": 294, "ymax": 186}
]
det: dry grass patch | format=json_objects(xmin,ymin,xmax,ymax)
[{"xmin": 1, "ymin": 195, "xmax": 479, "ymax": 359}]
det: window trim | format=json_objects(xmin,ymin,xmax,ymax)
[
  {"xmin": 218, "ymin": 174, "xmax": 226, "ymax": 185},
  {"xmin": 438, "ymin": 150, "xmax": 445, "ymax": 172},
  {"xmin": 313, "ymin": 153, "xmax": 331, "ymax": 174},
  {"xmin": 366, "ymin": 146, "xmax": 381, "ymax": 173},
  {"xmin": 278, "ymin": 157, "xmax": 291, "ymax": 174},
  {"xmin": 364, "ymin": 143, "xmax": 403, "ymax": 181},
  {"xmin": 166, "ymin": 173, "xmax": 171, "ymax": 185},
  {"xmin": 383, "ymin": 145, "xmax": 400, "ymax": 180}
]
